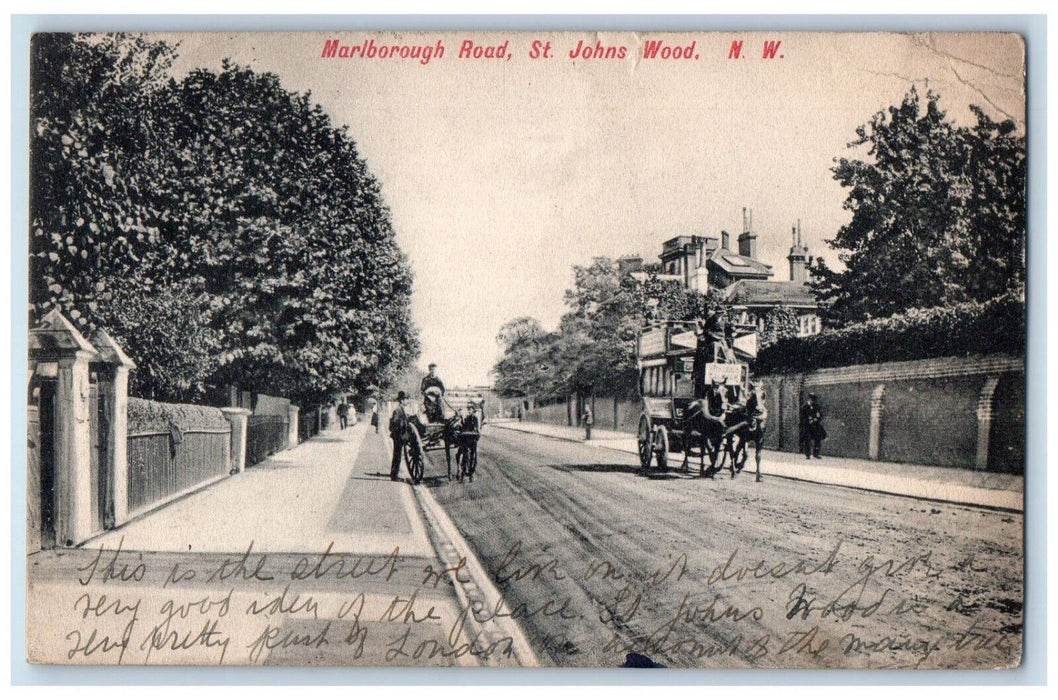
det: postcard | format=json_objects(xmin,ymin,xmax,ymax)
[{"xmin": 25, "ymin": 30, "xmax": 1026, "ymax": 668}]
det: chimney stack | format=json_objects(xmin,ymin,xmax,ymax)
[
  {"xmin": 721, "ymin": 230, "xmax": 730, "ymax": 250},
  {"xmin": 738, "ymin": 207, "xmax": 758, "ymax": 259},
  {"xmin": 788, "ymin": 220, "xmax": 809, "ymax": 282}
]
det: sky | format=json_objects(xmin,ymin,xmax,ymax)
[{"xmin": 164, "ymin": 31, "xmax": 1025, "ymax": 387}]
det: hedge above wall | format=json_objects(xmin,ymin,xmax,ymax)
[
  {"xmin": 755, "ymin": 292, "xmax": 1025, "ymax": 374},
  {"xmin": 127, "ymin": 397, "xmax": 230, "ymax": 434}
]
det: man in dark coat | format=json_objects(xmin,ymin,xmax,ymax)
[
  {"xmin": 389, "ymin": 391, "xmax": 410, "ymax": 481},
  {"xmin": 800, "ymin": 393, "xmax": 826, "ymax": 459}
]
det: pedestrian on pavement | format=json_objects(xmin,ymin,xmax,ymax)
[
  {"xmin": 370, "ymin": 402, "xmax": 380, "ymax": 433},
  {"xmin": 800, "ymin": 392, "xmax": 826, "ymax": 459},
  {"xmin": 337, "ymin": 399, "xmax": 350, "ymax": 430},
  {"xmin": 583, "ymin": 402, "xmax": 593, "ymax": 441},
  {"xmin": 389, "ymin": 391, "xmax": 410, "ymax": 481}
]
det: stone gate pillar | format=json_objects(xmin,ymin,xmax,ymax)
[
  {"xmin": 91, "ymin": 330, "xmax": 136, "ymax": 528},
  {"xmin": 287, "ymin": 404, "xmax": 300, "ymax": 449},
  {"xmin": 222, "ymin": 408, "xmax": 252, "ymax": 473},
  {"xmin": 29, "ymin": 310, "xmax": 100, "ymax": 547}
]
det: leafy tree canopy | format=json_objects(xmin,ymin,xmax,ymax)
[
  {"xmin": 759, "ymin": 305, "xmax": 800, "ymax": 349},
  {"xmin": 493, "ymin": 258, "xmax": 724, "ymax": 400},
  {"xmin": 811, "ymin": 87, "xmax": 1025, "ymax": 324},
  {"xmin": 30, "ymin": 34, "xmax": 419, "ymax": 404}
]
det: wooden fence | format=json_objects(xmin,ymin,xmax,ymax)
[
  {"xmin": 247, "ymin": 414, "xmax": 289, "ymax": 467},
  {"xmin": 126, "ymin": 425, "xmax": 232, "ymax": 516}
]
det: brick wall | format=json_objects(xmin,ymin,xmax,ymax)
[
  {"xmin": 525, "ymin": 399, "xmax": 571, "ymax": 426},
  {"xmin": 758, "ymin": 354, "xmax": 1024, "ymax": 472},
  {"xmin": 520, "ymin": 354, "xmax": 1024, "ymax": 473},
  {"xmin": 988, "ymin": 372, "xmax": 1026, "ymax": 474},
  {"xmin": 878, "ymin": 376, "xmax": 980, "ymax": 467}
]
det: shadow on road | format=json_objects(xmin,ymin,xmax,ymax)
[
  {"xmin": 544, "ymin": 463, "xmax": 688, "ymax": 480},
  {"xmin": 419, "ymin": 474, "xmax": 458, "ymax": 488},
  {"xmin": 305, "ymin": 435, "xmax": 348, "ymax": 443}
]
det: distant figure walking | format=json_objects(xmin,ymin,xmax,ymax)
[
  {"xmin": 800, "ymin": 392, "xmax": 826, "ymax": 459},
  {"xmin": 371, "ymin": 402, "xmax": 380, "ymax": 434},
  {"xmin": 337, "ymin": 400, "xmax": 350, "ymax": 430},
  {"xmin": 388, "ymin": 392, "xmax": 410, "ymax": 481}
]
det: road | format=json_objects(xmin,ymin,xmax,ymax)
[{"xmin": 426, "ymin": 425, "xmax": 1024, "ymax": 670}]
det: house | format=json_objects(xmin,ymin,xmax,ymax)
[{"xmin": 640, "ymin": 209, "xmax": 823, "ymax": 337}]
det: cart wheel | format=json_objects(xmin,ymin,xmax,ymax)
[
  {"xmin": 404, "ymin": 429, "xmax": 425, "ymax": 484},
  {"xmin": 654, "ymin": 425, "xmax": 669, "ymax": 471},
  {"xmin": 637, "ymin": 415, "xmax": 653, "ymax": 469}
]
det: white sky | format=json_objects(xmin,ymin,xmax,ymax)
[{"xmin": 163, "ymin": 31, "xmax": 1025, "ymax": 387}]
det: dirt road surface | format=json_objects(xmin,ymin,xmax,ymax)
[{"xmin": 426, "ymin": 427, "xmax": 1023, "ymax": 670}]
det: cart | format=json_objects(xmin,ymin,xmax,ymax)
[{"xmin": 402, "ymin": 393, "xmax": 483, "ymax": 485}]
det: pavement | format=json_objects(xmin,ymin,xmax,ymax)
[
  {"xmin": 489, "ymin": 419, "xmax": 1024, "ymax": 512},
  {"xmin": 89, "ymin": 423, "xmax": 434, "ymax": 556},
  {"xmin": 32, "ymin": 423, "xmax": 537, "ymax": 666}
]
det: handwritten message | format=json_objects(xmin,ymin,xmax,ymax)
[{"xmin": 29, "ymin": 534, "xmax": 1022, "ymax": 668}]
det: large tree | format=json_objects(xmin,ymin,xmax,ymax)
[
  {"xmin": 493, "ymin": 317, "xmax": 562, "ymax": 399},
  {"xmin": 812, "ymin": 87, "xmax": 1026, "ymax": 324},
  {"xmin": 152, "ymin": 63, "xmax": 419, "ymax": 404},
  {"xmin": 30, "ymin": 33, "xmax": 222, "ymax": 400},
  {"xmin": 30, "ymin": 34, "xmax": 419, "ymax": 404}
]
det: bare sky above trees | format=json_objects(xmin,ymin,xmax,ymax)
[{"xmin": 165, "ymin": 31, "xmax": 1025, "ymax": 386}]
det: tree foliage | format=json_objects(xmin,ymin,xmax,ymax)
[
  {"xmin": 493, "ymin": 258, "xmax": 724, "ymax": 400},
  {"xmin": 812, "ymin": 87, "xmax": 1026, "ymax": 324},
  {"xmin": 30, "ymin": 34, "xmax": 419, "ymax": 404},
  {"xmin": 756, "ymin": 291, "xmax": 1024, "ymax": 374},
  {"xmin": 759, "ymin": 305, "xmax": 800, "ymax": 348}
]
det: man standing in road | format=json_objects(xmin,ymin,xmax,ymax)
[
  {"xmin": 421, "ymin": 363, "xmax": 446, "ymax": 424},
  {"xmin": 800, "ymin": 392, "xmax": 826, "ymax": 459},
  {"xmin": 389, "ymin": 391, "xmax": 410, "ymax": 481}
]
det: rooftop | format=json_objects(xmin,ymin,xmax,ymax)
[
  {"xmin": 708, "ymin": 248, "xmax": 773, "ymax": 278},
  {"xmin": 724, "ymin": 280, "xmax": 819, "ymax": 308}
]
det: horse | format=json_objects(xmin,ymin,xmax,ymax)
[
  {"xmin": 725, "ymin": 391, "xmax": 767, "ymax": 482},
  {"xmin": 682, "ymin": 388, "xmax": 730, "ymax": 478},
  {"xmin": 684, "ymin": 385, "xmax": 766, "ymax": 480}
]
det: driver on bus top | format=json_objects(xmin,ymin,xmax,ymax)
[{"xmin": 421, "ymin": 363, "xmax": 446, "ymax": 424}]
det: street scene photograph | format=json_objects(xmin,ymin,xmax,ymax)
[{"xmin": 23, "ymin": 30, "xmax": 1026, "ymax": 669}]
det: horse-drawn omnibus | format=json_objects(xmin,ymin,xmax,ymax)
[{"xmin": 635, "ymin": 320, "xmax": 765, "ymax": 480}]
